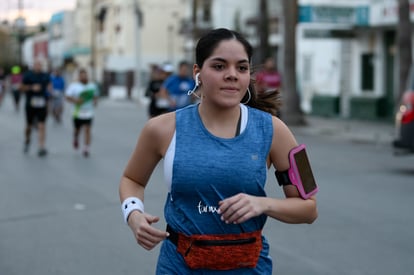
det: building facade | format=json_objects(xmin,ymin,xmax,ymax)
[
  {"xmin": 48, "ymin": 11, "xmax": 75, "ymax": 70},
  {"xmin": 16, "ymin": 0, "xmax": 289, "ymax": 101},
  {"xmin": 65, "ymin": 0, "xmax": 283, "ymax": 97},
  {"xmin": 298, "ymin": 0, "xmax": 414, "ymax": 120}
]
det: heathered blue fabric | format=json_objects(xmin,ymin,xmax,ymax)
[{"xmin": 156, "ymin": 104, "xmax": 274, "ymax": 274}]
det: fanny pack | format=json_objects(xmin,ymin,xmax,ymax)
[{"xmin": 167, "ymin": 225, "xmax": 262, "ymax": 270}]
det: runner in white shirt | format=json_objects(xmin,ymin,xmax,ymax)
[{"xmin": 65, "ymin": 68, "xmax": 99, "ymax": 157}]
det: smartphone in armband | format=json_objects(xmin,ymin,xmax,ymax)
[{"xmin": 275, "ymin": 144, "xmax": 318, "ymax": 199}]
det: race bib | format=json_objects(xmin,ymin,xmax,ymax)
[
  {"xmin": 30, "ymin": 97, "xmax": 46, "ymax": 108},
  {"xmin": 77, "ymin": 109, "xmax": 93, "ymax": 119}
]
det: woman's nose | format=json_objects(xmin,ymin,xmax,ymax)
[{"xmin": 225, "ymin": 67, "xmax": 238, "ymax": 81}]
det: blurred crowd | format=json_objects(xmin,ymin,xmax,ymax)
[
  {"xmin": 144, "ymin": 56, "xmax": 282, "ymax": 118},
  {"xmin": 0, "ymin": 55, "xmax": 282, "ymax": 157},
  {"xmin": 145, "ymin": 61, "xmax": 195, "ymax": 118},
  {"xmin": 0, "ymin": 61, "xmax": 98, "ymax": 158},
  {"xmin": 0, "ymin": 64, "xmax": 65, "ymax": 118}
]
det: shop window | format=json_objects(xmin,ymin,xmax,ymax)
[
  {"xmin": 361, "ymin": 53, "xmax": 374, "ymax": 91},
  {"xmin": 114, "ymin": 72, "xmax": 126, "ymax": 86}
]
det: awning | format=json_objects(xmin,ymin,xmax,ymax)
[
  {"xmin": 63, "ymin": 46, "xmax": 91, "ymax": 58},
  {"xmin": 49, "ymin": 12, "xmax": 64, "ymax": 24}
]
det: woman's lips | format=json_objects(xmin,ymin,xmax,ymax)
[{"xmin": 221, "ymin": 87, "xmax": 239, "ymax": 92}]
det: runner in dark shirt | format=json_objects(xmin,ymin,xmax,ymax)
[
  {"xmin": 146, "ymin": 64, "xmax": 173, "ymax": 117},
  {"xmin": 22, "ymin": 60, "xmax": 51, "ymax": 157}
]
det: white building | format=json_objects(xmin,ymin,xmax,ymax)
[
  {"xmin": 22, "ymin": 37, "xmax": 33, "ymax": 68},
  {"xmin": 55, "ymin": 0, "xmax": 283, "ymax": 98},
  {"xmin": 139, "ymin": 0, "xmax": 190, "ymax": 67},
  {"xmin": 67, "ymin": 0, "xmax": 192, "ymax": 97},
  {"xmin": 22, "ymin": 31, "xmax": 49, "ymax": 70},
  {"xmin": 48, "ymin": 11, "xmax": 75, "ymax": 70},
  {"xmin": 210, "ymin": 0, "xmax": 282, "ymax": 55},
  {"xmin": 297, "ymin": 0, "xmax": 414, "ymax": 120},
  {"xmin": 68, "ymin": 0, "xmax": 94, "ymax": 74}
]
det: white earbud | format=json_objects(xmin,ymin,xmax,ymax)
[
  {"xmin": 194, "ymin": 73, "xmax": 200, "ymax": 85},
  {"xmin": 187, "ymin": 73, "xmax": 200, "ymax": 96}
]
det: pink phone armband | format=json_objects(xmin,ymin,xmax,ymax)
[{"xmin": 276, "ymin": 144, "xmax": 318, "ymax": 199}]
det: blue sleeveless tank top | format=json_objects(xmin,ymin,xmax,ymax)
[{"xmin": 157, "ymin": 104, "xmax": 274, "ymax": 274}]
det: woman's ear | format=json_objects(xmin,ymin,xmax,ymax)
[
  {"xmin": 193, "ymin": 64, "xmax": 201, "ymax": 80},
  {"xmin": 188, "ymin": 66, "xmax": 201, "ymax": 96}
]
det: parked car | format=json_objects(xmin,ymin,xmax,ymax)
[{"xmin": 393, "ymin": 77, "xmax": 414, "ymax": 154}]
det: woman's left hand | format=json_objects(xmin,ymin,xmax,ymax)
[{"xmin": 218, "ymin": 193, "xmax": 264, "ymax": 224}]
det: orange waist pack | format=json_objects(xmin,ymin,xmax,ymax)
[{"xmin": 167, "ymin": 225, "xmax": 262, "ymax": 270}]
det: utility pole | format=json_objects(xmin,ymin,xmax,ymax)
[
  {"xmin": 258, "ymin": 0, "xmax": 270, "ymax": 63},
  {"xmin": 90, "ymin": 0, "xmax": 96, "ymax": 82},
  {"xmin": 16, "ymin": 0, "xmax": 25, "ymax": 65},
  {"xmin": 397, "ymin": 0, "xmax": 412, "ymax": 103},
  {"xmin": 134, "ymin": 0, "xmax": 143, "ymax": 99},
  {"xmin": 168, "ymin": 24, "xmax": 174, "ymax": 63},
  {"xmin": 18, "ymin": 0, "xmax": 23, "ymax": 18},
  {"xmin": 281, "ymin": 0, "xmax": 305, "ymax": 125},
  {"xmin": 192, "ymin": 0, "xmax": 198, "ymax": 42}
]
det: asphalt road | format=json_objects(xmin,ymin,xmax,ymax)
[{"xmin": 0, "ymin": 96, "xmax": 413, "ymax": 275}]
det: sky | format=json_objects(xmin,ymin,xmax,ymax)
[{"xmin": 0, "ymin": 0, "xmax": 77, "ymax": 26}]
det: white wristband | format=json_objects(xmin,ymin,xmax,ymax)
[{"xmin": 122, "ymin": 197, "xmax": 144, "ymax": 224}]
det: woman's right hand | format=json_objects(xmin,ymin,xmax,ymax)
[{"xmin": 127, "ymin": 210, "xmax": 169, "ymax": 250}]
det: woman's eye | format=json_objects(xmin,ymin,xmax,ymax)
[
  {"xmin": 213, "ymin": 64, "xmax": 225, "ymax": 70},
  {"xmin": 239, "ymin": 66, "xmax": 249, "ymax": 72}
]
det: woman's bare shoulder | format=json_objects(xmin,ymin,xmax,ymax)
[
  {"xmin": 269, "ymin": 115, "xmax": 298, "ymax": 170},
  {"xmin": 271, "ymin": 116, "xmax": 296, "ymax": 142},
  {"xmin": 143, "ymin": 112, "xmax": 176, "ymax": 152}
]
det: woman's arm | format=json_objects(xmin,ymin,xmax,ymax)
[
  {"xmin": 218, "ymin": 116, "xmax": 318, "ymax": 225},
  {"xmin": 65, "ymin": 95, "xmax": 82, "ymax": 105},
  {"xmin": 264, "ymin": 116, "xmax": 318, "ymax": 223},
  {"xmin": 119, "ymin": 113, "xmax": 175, "ymax": 249},
  {"xmin": 119, "ymin": 117, "xmax": 165, "ymax": 202}
]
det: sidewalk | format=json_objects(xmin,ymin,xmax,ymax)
[{"xmin": 289, "ymin": 115, "xmax": 395, "ymax": 146}]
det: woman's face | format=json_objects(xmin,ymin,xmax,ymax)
[{"xmin": 198, "ymin": 39, "xmax": 250, "ymax": 108}]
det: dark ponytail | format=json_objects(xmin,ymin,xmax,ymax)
[{"xmin": 244, "ymin": 83, "xmax": 281, "ymax": 117}]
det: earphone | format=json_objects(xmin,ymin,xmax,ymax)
[
  {"xmin": 194, "ymin": 73, "xmax": 200, "ymax": 85},
  {"xmin": 187, "ymin": 73, "xmax": 200, "ymax": 96}
]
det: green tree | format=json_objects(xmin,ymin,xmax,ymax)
[
  {"xmin": 0, "ymin": 29, "xmax": 9, "ymax": 66},
  {"xmin": 281, "ymin": 0, "xmax": 305, "ymax": 125},
  {"xmin": 0, "ymin": 28, "xmax": 18, "ymax": 68}
]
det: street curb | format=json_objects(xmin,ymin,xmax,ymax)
[{"xmin": 289, "ymin": 116, "xmax": 395, "ymax": 146}]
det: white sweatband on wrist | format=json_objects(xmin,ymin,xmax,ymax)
[{"xmin": 122, "ymin": 197, "xmax": 144, "ymax": 224}]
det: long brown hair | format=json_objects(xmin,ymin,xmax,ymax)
[{"xmin": 246, "ymin": 81, "xmax": 281, "ymax": 117}]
